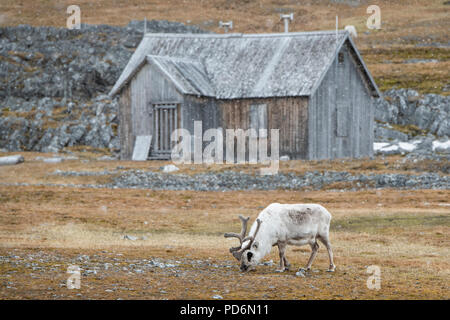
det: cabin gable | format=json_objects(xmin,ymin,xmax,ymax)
[{"xmin": 308, "ymin": 41, "xmax": 374, "ymax": 160}]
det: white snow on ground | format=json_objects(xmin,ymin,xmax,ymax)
[
  {"xmin": 375, "ymin": 139, "xmax": 450, "ymax": 154},
  {"xmin": 379, "ymin": 144, "xmax": 399, "ymax": 152},
  {"xmin": 432, "ymin": 140, "xmax": 450, "ymax": 151},
  {"xmin": 374, "ymin": 141, "xmax": 417, "ymax": 153},
  {"xmin": 373, "ymin": 142, "xmax": 390, "ymax": 151},
  {"xmin": 398, "ymin": 142, "xmax": 417, "ymax": 152},
  {"xmin": 380, "ymin": 145, "xmax": 399, "ymax": 152}
]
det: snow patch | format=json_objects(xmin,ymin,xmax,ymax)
[
  {"xmin": 373, "ymin": 142, "xmax": 390, "ymax": 151},
  {"xmin": 398, "ymin": 142, "xmax": 417, "ymax": 152},
  {"xmin": 380, "ymin": 145, "xmax": 399, "ymax": 152},
  {"xmin": 432, "ymin": 140, "xmax": 450, "ymax": 151}
]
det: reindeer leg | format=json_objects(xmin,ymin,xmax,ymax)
[
  {"xmin": 283, "ymin": 254, "xmax": 291, "ymax": 271},
  {"xmin": 318, "ymin": 235, "xmax": 336, "ymax": 272},
  {"xmin": 300, "ymin": 241, "xmax": 319, "ymax": 272},
  {"xmin": 275, "ymin": 242, "xmax": 287, "ymax": 272}
]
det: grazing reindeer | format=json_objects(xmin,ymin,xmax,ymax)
[{"xmin": 224, "ymin": 203, "xmax": 336, "ymax": 273}]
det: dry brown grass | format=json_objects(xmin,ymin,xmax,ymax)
[
  {"xmin": 0, "ymin": 152, "xmax": 449, "ymax": 299},
  {"xmin": 0, "ymin": 0, "xmax": 447, "ymax": 38}
]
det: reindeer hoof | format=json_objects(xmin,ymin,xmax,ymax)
[
  {"xmin": 326, "ymin": 266, "xmax": 336, "ymax": 272},
  {"xmin": 275, "ymin": 268, "xmax": 285, "ymax": 273}
]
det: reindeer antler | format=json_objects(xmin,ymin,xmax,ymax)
[
  {"xmin": 224, "ymin": 215, "xmax": 249, "ymax": 253},
  {"xmin": 240, "ymin": 219, "xmax": 262, "ymax": 252},
  {"xmin": 224, "ymin": 216, "xmax": 262, "ymax": 260}
]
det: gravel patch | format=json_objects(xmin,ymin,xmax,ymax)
[
  {"xmin": 4, "ymin": 169, "xmax": 449, "ymax": 191},
  {"xmin": 105, "ymin": 170, "xmax": 450, "ymax": 191}
]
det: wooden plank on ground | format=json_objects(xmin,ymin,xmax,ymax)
[{"xmin": 132, "ymin": 135, "xmax": 152, "ymax": 161}]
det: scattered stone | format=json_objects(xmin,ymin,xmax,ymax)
[
  {"xmin": 0, "ymin": 155, "xmax": 24, "ymax": 166},
  {"xmin": 295, "ymin": 270, "xmax": 305, "ymax": 277},
  {"xmin": 161, "ymin": 164, "xmax": 179, "ymax": 173},
  {"xmin": 43, "ymin": 157, "xmax": 63, "ymax": 164},
  {"xmin": 212, "ymin": 295, "xmax": 223, "ymax": 299},
  {"xmin": 123, "ymin": 235, "xmax": 138, "ymax": 241}
]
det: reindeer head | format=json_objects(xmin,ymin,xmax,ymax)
[{"xmin": 224, "ymin": 215, "xmax": 262, "ymax": 272}]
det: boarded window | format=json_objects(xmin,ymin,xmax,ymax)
[
  {"xmin": 250, "ymin": 104, "xmax": 267, "ymax": 137},
  {"xmin": 152, "ymin": 103, "xmax": 179, "ymax": 156}
]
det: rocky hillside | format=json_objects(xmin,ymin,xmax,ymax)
[
  {"xmin": 0, "ymin": 22, "xmax": 448, "ymax": 157},
  {"xmin": 374, "ymin": 89, "xmax": 449, "ymax": 158},
  {"xmin": 0, "ymin": 21, "xmax": 208, "ymax": 155}
]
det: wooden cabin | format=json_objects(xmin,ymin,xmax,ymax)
[{"xmin": 109, "ymin": 30, "xmax": 380, "ymax": 160}]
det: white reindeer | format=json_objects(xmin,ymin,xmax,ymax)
[{"xmin": 224, "ymin": 203, "xmax": 336, "ymax": 274}]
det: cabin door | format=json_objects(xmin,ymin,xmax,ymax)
[{"xmin": 151, "ymin": 103, "xmax": 179, "ymax": 159}]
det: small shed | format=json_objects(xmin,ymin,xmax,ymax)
[{"xmin": 109, "ymin": 30, "xmax": 380, "ymax": 160}]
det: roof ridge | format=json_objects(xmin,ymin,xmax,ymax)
[{"xmin": 143, "ymin": 30, "xmax": 349, "ymax": 38}]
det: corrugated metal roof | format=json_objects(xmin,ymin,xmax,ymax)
[
  {"xmin": 110, "ymin": 31, "xmax": 379, "ymax": 99},
  {"xmin": 147, "ymin": 55, "xmax": 215, "ymax": 97}
]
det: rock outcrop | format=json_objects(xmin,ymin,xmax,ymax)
[
  {"xmin": 374, "ymin": 89, "xmax": 449, "ymax": 158},
  {"xmin": 0, "ymin": 21, "xmax": 208, "ymax": 154}
]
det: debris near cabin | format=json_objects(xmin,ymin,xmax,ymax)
[{"xmin": 0, "ymin": 154, "xmax": 24, "ymax": 166}]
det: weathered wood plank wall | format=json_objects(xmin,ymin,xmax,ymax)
[
  {"xmin": 130, "ymin": 64, "xmax": 151, "ymax": 138},
  {"xmin": 309, "ymin": 44, "xmax": 374, "ymax": 159},
  {"xmin": 219, "ymin": 97, "xmax": 309, "ymax": 159},
  {"xmin": 118, "ymin": 85, "xmax": 132, "ymax": 159},
  {"xmin": 175, "ymin": 96, "xmax": 310, "ymax": 160}
]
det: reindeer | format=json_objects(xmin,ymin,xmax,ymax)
[{"xmin": 224, "ymin": 203, "xmax": 336, "ymax": 274}]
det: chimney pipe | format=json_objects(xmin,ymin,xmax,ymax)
[
  {"xmin": 280, "ymin": 13, "xmax": 294, "ymax": 33},
  {"xmin": 219, "ymin": 21, "xmax": 233, "ymax": 33}
]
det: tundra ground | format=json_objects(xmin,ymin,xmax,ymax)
[{"xmin": 0, "ymin": 152, "xmax": 449, "ymax": 299}]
